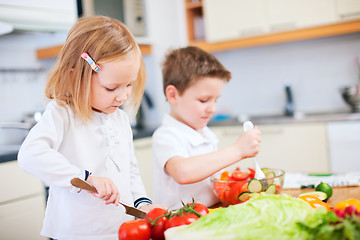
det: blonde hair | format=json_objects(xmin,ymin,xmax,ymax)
[{"xmin": 45, "ymin": 16, "xmax": 145, "ymax": 122}]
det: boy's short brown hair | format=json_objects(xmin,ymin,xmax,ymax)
[{"xmin": 162, "ymin": 46, "xmax": 231, "ymax": 95}]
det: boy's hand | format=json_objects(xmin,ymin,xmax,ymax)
[
  {"xmin": 235, "ymin": 126, "xmax": 261, "ymax": 159},
  {"xmin": 86, "ymin": 175, "xmax": 120, "ymax": 206}
]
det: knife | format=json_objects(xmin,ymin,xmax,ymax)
[{"xmin": 70, "ymin": 177, "xmax": 146, "ymax": 219}]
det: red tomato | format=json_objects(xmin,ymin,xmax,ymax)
[
  {"xmin": 165, "ymin": 213, "xmax": 199, "ymax": 230},
  {"xmin": 231, "ymin": 170, "xmax": 250, "ymax": 181},
  {"xmin": 227, "ymin": 182, "xmax": 246, "ymax": 204},
  {"xmin": 145, "ymin": 208, "xmax": 168, "ymax": 240},
  {"xmin": 248, "ymin": 168, "xmax": 255, "ymax": 179},
  {"xmin": 184, "ymin": 202, "xmax": 209, "ymax": 216},
  {"xmin": 118, "ymin": 219, "xmax": 151, "ymax": 240}
]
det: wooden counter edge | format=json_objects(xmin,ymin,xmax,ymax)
[{"xmin": 36, "ymin": 44, "xmax": 152, "ymax": 59}]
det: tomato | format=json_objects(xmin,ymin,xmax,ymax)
[
  {"xmin": 227, "ymin": 182, "xmax": 247, "ymax": 204},
  {"xmin": 299, "ymin": 195, "xmax": 330, "ymax": 211},
  {"xmin": 118, "ymin": 219, "xmax": 151, "ymax": 240},
  {"xmin": 231, "ymin": 170, "xmax": 250, "ymax": 181},
  {"xmin": 165, "ymin": 212, "xmax": 199, "ymax": 230},
  {"xmin": 184, "ymin": 202, "xmax": 209, "ymax": 216},
  {"xmin": 145, "ymin": 208, "xmax": 168, "ymax": 240},
  {"xmin": 248, "ymin": 168, "xmax": 255, "ymax": 179}
]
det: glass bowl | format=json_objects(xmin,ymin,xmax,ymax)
[{"xmin": 211, "ymin": 168, "xmax": 285, "ymax": 205}]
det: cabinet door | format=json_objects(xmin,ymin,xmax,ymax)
[
  {"xmin": 267, "ymin": 0, "xmax": 338, "ymax": 31},
  {"xmin": 211, "ymin": 123, "xmax": 329, "ymax": 173},
  {"xmin": 336, "ymin": 0, "xmax": 360, "ymax": 20},
  {"xmin": 0, "ymin": 195, "xmax": 47, "ymax": 240},
  {"xmin": 134, "ymin": 137, "xmax": 153, "ymax": 199},
  {"xmin": 326, "ymin": 121, "xmax": 360, "ymax": 173},
  {"xmin": 203, "ymin": 0, "xmax": 267, "ymax": 42}
]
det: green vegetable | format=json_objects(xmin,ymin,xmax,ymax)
[
  {"xmin": 165, "ymin": 194, "xmax": 329, "ymax": 240},
  {"xmin": 247, "ymin": 179, "xmax": 262, "ymax": 193},
  {"xmin": 265, "ymin": 184, "xmax": 277, "ymax": 194}
]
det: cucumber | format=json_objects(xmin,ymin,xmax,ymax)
[
  {"xmin": 261, "ymin": 168, "xmax": 270, "ymax": 174},
  {"xmin": 265, "ymin": 184, "xmax": 277, "ymax": 194},
  {"xmin": 265, "ymin": 171, "xmax": 275, "ymax": 185},
  {"xmin": 238, "ymin": 191, "xmax": 251, "ymax": 202},
  {"xmin": 247, "ymin": 179, "xmax": 263, "ymax": 193}
]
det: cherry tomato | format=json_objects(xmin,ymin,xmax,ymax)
[
  {"xmin": 165, "ymin": 213, "xmax": 199, "ymax": 230},
  {"xmin": 145, "ymin": 208, "xmax": 168, "ymax": 240},
  {"xmin": 231, "ymin": 170, "xmax": 250, "ymax": 181},
  {"xmin": 118, "ymin": 219, "xmax": 151, "ymax": 240}
]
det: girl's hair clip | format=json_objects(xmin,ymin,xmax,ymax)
[{"xmin": 81, "ymin": 52, "xmax": 100, "ymax": 72}]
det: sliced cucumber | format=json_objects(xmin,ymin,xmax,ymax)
[
  {"xmin": 265, "ymin": 171, "xmax": 275, "ymax": 185},
  {"xmin": 248, "ymin": 179, "xmax": 263, "ymax": 193},
  {"xmin": 265, "ymin": 184, "xmax": 277, "ymax": 194},
  {"xmin": 261, "ymin": 168, "xmax": 270, "ymax": 174},
  {"xmin": 238, "ymin": 191, "xmax": 251, "ymax": 202}
]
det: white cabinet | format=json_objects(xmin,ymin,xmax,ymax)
[
  {"xmin": 336, "ymin": 0, "xmax": 360, "ymax": 20},
  {"xmin": 203, "ymin": 0, "xmax": 267, "ymax": 42},
  {"xmin": 326, "ymin": 121, "xmax": 360, "ymax": 173},
  {"xmin": 0, "ymin": 0, "xmax": 77, "ymax": 32},
  {"xmin": 202, "ymin": 0, "xmax": 341, "ymax": 43},
  {"xmin": 211, "ymin": 123, "xmax": 330, "ymax": 173},
  {"xmin": 134, "ymin": 137, "xmax": 153, "ymax": 199},
  {"xmin": 0, "ymin": 161, "xmax": 46, "ymax": 240},
  {"xmin": 267, "ymin": 0, "xmax": 338, "ymax": 32}
]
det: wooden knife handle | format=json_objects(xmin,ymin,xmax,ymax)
[{"xmin": 71, "ymin": 178, "xmax": 98, "ymax": 193}]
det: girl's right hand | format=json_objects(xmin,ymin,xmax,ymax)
[
  {"xmin": 86, "ymin": 176, "xmax": 120, "ymax": 206},
  {"xmin": 235, "ymin": 126, "xmax": 261, "ymax": 159}
]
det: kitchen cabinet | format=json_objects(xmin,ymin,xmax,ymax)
[
  {"xmin": 134, "ymin": 137, "xmax": 153, "ymax": 199},
  {"xmin": 337, "ymin": 0, "xmax": 360, "ymax": 20},
  {"xmin": 184, "ymin": 0, "xmax": 360, "ymax": 52},
  {"xmin": 211, "ymin": 123, "xmax": 330, "ymax": 173},
  {"xmin": 326, "ymin": 121, "xmax": 360, "ymax": 173},
  {"xmin": 0, "ymin": 161, "xmax": 46, "ymax": 240}
]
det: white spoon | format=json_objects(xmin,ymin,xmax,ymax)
[{"xmin": 243, "ymin": 121, "xmax": 266, "ymax": 179}]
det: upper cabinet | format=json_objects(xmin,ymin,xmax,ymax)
[
  {"xmin": 0, "ymin": 0, "xmax": 77, "ymax": 32},
  {"xmin": 185, "ymin": 0, "xmax": 360, "ymax": 52}
]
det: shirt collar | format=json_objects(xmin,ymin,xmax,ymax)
[{"xmin": 162, "ymin": 114, "xmax": 218, "ymax": 147}]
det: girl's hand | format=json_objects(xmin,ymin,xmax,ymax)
[
  {"xmin": 234, "ymin": 126, "xmax": 262, "ymax": 159},
  {"xmin": 139, "ymin": 203, "xmax": 168, "ymax": 213},
  {"xmin": 86, "ymin": 176, "xmax": 120, "ymax": 206}
]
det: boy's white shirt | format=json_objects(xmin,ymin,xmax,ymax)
[
  {"xmin": 152, "ymin": 114, "xmax": 219, "ymax": 210},
  {"xmin": 18, "ymin": 100, "xmax": 147, "ymax": 240}
]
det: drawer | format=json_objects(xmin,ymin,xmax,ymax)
[{"xmin": 0, "ymin": 161, "xmax": 44, "ymax": 203}]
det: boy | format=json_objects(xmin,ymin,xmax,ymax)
[{"xmin": 152, "ymin": 46, "xmax": 261, "ymax": 209}]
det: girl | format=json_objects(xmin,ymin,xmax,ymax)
[{"xmin": 18, "ymin": 16, "xmax": 161, "ymax": 240}]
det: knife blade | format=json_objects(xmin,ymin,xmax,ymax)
[{"xmin": 70, "ymin": 177, "xmax": 146, "ymax": 219}]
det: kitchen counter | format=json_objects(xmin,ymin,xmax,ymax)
[
  {"xmin": 209, "ymin": 111, "xmax": 360, "ymax": 127},
  {"xmin": 283, "ymin": 186, "xmax": 360, "ymax": 207}
]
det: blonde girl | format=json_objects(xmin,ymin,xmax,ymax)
[{"xmin": 18, "ymin": 16, "xmax": 161, "ymax": 240}]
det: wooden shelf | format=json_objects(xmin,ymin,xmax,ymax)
[
  {"xmin": 188, "ymin": 19, "xmax": 360, "ymax": 53},
  {"xmin": 36, "ymin": 44, "xmax": 152, "ymax": 59}
]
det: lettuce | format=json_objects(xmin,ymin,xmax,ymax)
[{"xmin": 165, "ymin": 194, "xmax": 328, "ymax": 240}]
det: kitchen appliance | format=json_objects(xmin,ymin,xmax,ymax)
[
  {"xmin": 341, "ymin": 85, "xmax": 360, "ymax": 112},
  {"xmin": 77, "ymin": 0, "xmax": 147, "ymax": 37},
  {"xmin": 71, "ymin": 178, "xmax": 146, "ymax": 218}
]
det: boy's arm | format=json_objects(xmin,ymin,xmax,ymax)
[{"xmin": 166, "ymin": 127, "xmax": 261, "ymax": 184}]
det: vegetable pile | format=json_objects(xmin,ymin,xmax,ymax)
[
  {"xmin": 165, "ymin": 194, "xmax": 360, "ymax": 240},
  {"xmin": 212, "ymin": 167, "xmax": 282, "ymax": 205},
  {"xmin": 118, "ymin": 201, "xmax": 209, "ymax": 240}
]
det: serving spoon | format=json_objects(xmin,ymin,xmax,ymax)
[{"xmin": 243, "ymin": 121, "xmax": 266, "ymax": 179}]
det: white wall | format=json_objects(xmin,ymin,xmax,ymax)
[{"xmin": 0, "ymin": 0, "xmax": 359, "ymax": 132}]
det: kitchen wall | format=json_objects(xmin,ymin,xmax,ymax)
[{"xmin": 0, "ymin": 0, "xmax": 359, "ymax": 134}]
